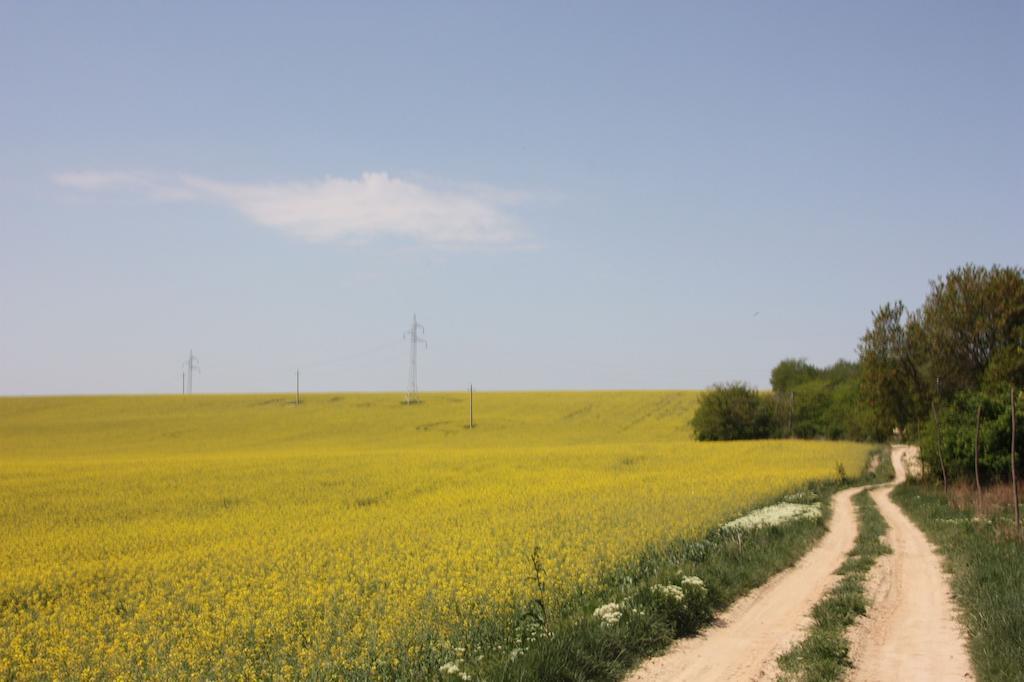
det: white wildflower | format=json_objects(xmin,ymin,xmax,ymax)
[
  {"xmin": 653, "ymin": 584, "xmax": 687, "ymax": 602},
  {"xmin": 678, "ymin": 575, "xmax": 705, "ymax": 589},
  {"xmin": 510, "ymin": 647, "xmax": 525, "ymax": 661},
  {"xmin": 459, "ymin": 673, "xmax": 471, "ymax": 681},
  {"xmin": 784, "ymin": 491, "xmax": 819, "ymax": 504},
  {"xmin": 722, "ymin": 502, "xmax": 821, "ymax": 531},
  {"xmin": 440, "ymin": 662, "xmax": 460, "ymax": 675},
  {"xmin": 593, "ymin": 602, "xmax": 624, "ymax": 626}
]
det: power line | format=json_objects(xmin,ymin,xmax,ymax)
[
  {"xmin": 403, "ymin": 314, "xmax": 427, "ymax": 404},
  {"xmin": 296, "ymin": 340, "xmax": 403, "ymax": 373},
  {"xmin": 282, "ymin": 340, "xmax": 404, "ymax": 395}
]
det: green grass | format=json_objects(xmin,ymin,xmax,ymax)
[
  {"xmin": 891, "ymin": 482, "xmax": 1024, "ymax": 682},
  {"xmin": 776, "ymin": 487, "xmax": 891, "ymax": 681}
]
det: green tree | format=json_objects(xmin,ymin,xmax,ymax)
[
  {"xmin": 767, "ymin": 358, "xmax": 886, "ymax": 441},
  {"xmin": 770, "ymin": 358, "xmax": 821, "ymax": 394},
  {"xmin": 857, "ymin": 301, "xmax": 928, "ymax": 431},
  {"xmin": 919, "ymin": 264, "xmax": 1024, "ymax": 398},
  {"xmin": 691, "ymin": 382, "xmax": 775, "ymax": 441}
]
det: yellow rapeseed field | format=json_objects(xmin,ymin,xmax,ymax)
[{"xmin": 0, "ymin": 391, "xmax": 869, "ymax": 680}]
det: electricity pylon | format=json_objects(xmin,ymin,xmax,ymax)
[
  {"xmin": 183, "ymin": 350, "xmax": 200, "ymax": 394},
  {"xmin": 403, "ymin": 315, "xmax": 427, "ymax": 404}
]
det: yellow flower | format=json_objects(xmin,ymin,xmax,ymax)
[{"xmin": 0, "ymin": 391, "xmax": 867, "ymax": 679}]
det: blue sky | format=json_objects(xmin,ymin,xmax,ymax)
[{"xmin": 1, "ymin": 1, "xmax": 1021, "ymax": 395}]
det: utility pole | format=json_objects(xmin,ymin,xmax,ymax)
[
  {"xmin": 974, "ymin": 403, "xmax": 982, "ymax": 506},
  {"xmin": 183, "ymin": 350, "xmax": 199, "ymax": 394},
  {"xmin": 403, "ymin": 314, "xmax": 427, "ymax": 404},
  {"xmin": 934, "ymin": 376, "xmax": 948, "ymax": 494},
  {"xmin": 182, "ymin": 371, "xmax": 185, "ymax": 395},
  {"xmin": 1010, "ymin": 385, "xmax": 1020, "ymax": 538},
  {"xmin": 469, "ymin": 383, "xmax": 475, "ymax": 428},
  {"xmin": 295, "ymin": 370, "xmax": 301, "ymax": 406}
]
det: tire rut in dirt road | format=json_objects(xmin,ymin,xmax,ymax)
[
  {"xmin": 626, "ymin": 484, "xmax": 867, "ymax": 682},
  {"xmin": 847, "ymin": 445, "xmax": 974, "ymax": 681}
]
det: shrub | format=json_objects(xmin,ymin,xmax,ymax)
[
  {"xmin": 919, "ymin": 389, "xmax": 1017, "ymax": 483},
  {"xmin": 691, "ymin": 382, "xmax": 775, "ymax": 440}
]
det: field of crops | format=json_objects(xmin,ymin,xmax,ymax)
[{"xmin": 0, "ymin": 392, "xmax": 870, "ymax": 680}]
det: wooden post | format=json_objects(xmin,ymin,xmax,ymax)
[
  {"xmin": 1011, "ymin": 386, "xmax": 1020, "ymax": 538},
  {"xmin": 295, "ymin": 370, "xmax": 300, "ymax": 406},
  {"xmin": 789, "ymin": 392, "xmax": 794, "ymax": 437},
  {"xmin": 974, "ymin": 403, "xmax": 982, "ymax": 506},
  {"xmin": 933, "ymin": 403, "xmax": 948, "ymax": 494},
  {"xmin": 469, "ymin": 384, "xmax": 474, "ymax": 429}
]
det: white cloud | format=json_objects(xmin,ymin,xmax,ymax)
[
  {"xmin": 54, "ymin": 171, "xmax": 143, "ymax": 190},
  {"xmin": 53, "ymin": 171, "xmax": 198, "ymax": 201},
  {"xmin": 54, "ymin": 170, "xmax": 524, "ymax": 245}
]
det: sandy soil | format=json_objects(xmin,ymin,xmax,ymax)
[
  {"xmin": 846, "ymin": 445, "xmax": 974, "ymax": 681},
  {"xmin": 900, "ymin": 444, "xmax": 924, "ymax": 479},
  {"xmin": 626, "ymin": 484, "xmax": 867, "ymax": 682}
]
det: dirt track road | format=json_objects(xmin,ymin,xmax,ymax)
[
  {"xmin": 627, "ymin": 445, "xmax": 974, "ymax": 681},
  {"xmin": 847, "ymin": 445, "xmax": 974, "ymax": 681},
  {"xmin": 626, "ymin": 484, "xmax": 867, "ymax": 682}
]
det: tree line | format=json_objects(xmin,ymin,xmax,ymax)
[
  {"xmin": 693, "ymin": 263, "xmax": 1023, "ymax": 485},
  {"xmin": 691, "ymin": 359, "xmax": 887, "ymax": 443}
]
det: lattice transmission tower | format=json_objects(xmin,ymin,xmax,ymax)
[
  {"xmin": 183, "ymin": 350, "xmax": 200, "ymax": 394},
  {"xmin": 403, "ymin": 315, "xmax": 427, "ymax": 404}
]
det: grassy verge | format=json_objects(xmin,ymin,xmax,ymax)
[
  {"xmin": 428, "ymin": 447, "xmax": 889, "ymax": 682},
  {"xmin": 776, "ymin": 488, "xmax": 890, "ymax": 680},
  {"xmin": 474, "ymin": 492, "xmax": 833, "ymax": 681},
  {"xmin": 891, "ymin": 481, "xmax": 1024, "ymax": 681}
]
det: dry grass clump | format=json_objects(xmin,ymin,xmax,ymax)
[{"xmin": 945, "ymin": 480, "xmax": 1021, "ymax": 518}]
